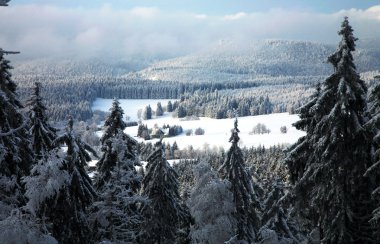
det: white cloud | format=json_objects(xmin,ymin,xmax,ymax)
[
  {"xmin": 0, "ymin": 4, "xmax": 379, "ymax": 60},
  {"xmin": 130, "ymin": 7, "xmax": 159, "ymax": 18},
  {"xmin": 194, "ymin": 14, "xmax": 208, "ymax": 20},
  {"xmin": 223, "ymin": 12, "xmax": 247, "ymax": 20}
]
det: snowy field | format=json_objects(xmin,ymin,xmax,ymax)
[
  {"xmin": 92, "ymin": 98, "xmax": 305, "ymax": 150},
  {"xmin": 92, "ymin": 98, "xmax": 176, "ymax": 121}
]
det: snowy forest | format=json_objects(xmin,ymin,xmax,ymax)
[{"xmin": 1, "ymin": 1, "xmax": 380, "ymax": 243}]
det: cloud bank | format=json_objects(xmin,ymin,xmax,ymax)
[{"xmin": 0, "ymin": 4, "xmax": 379, "ymax": 60}]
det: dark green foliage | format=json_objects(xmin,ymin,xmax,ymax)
[
  {"xmin": 167, "ymin": 100, "xmax": 173, "ymax": 112},
  {"xmin": 95, "ymin": 99, "xmax": 140, "ymax": 192},
  {"xmin": 285, "ymin": 17, "xmax": 376, "ymax": 243},
  {"xmin": 100, "ymin": 99, "xmax": 126, "ymax": 144},
  {"xmin": 219, "ymin": 119, "xmax": 261, "ymax": 242},
  {"xmin": 258, "ymin": 179, "xmax": 301, "ymax": 243},
  {"xmin": 365, "ymin": 75, "xmax": 380, "ymax": 236},
  {"xmin": 90, "ymin": 130, "xmax": 144, "ymax": 243},
  {"xmin": 139, "ymin": 141, "xmax": 192, "ymax": 243},
  {"xmin": 143, "ymin": 105, "xmax": 152, "ymax": 120},
  {"xmin": 156, "ymin": 102, "xmax": 164, "ymax": 116},
  {"xmin": 43, "ymin": 118, "xmax": 98, "ymax": 243},
  {"xmin": 176, "ymin": 104, "xmax": 187, "ymax": 118},
  {"xmin": 174, "ymin": 90, "xmax": 275, "ymax": 119},
  {"xmin": 0, "ymin": 53, "xmax": 33, "ymax": 212}
]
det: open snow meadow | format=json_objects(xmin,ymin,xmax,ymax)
[{"xmin": 92, "ymin": 98, "xmax": 305, "ymax": 150}]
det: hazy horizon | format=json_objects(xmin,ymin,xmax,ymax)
[{"xmin": 1, "ymin": 1, "xmax": 379, "ymax": 60}]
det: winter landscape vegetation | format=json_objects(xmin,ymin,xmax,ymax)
[{"xmin": 1, "ymin": 0, "xmax": 380, "ymax": 243}]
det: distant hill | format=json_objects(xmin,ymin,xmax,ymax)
[
  {"xmin": 129, "ymin": 39, "xmax": 380, "ymax": 84},
  {"xmin": 10, "ymin": 38, "xmax": 380, "ymax": 121}
]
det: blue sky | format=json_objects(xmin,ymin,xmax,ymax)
[
  {"xmin": 14, "ymin": 0, "xmax": 378, "ymax": 14},
  {"xmin": 3, "ymin": 1, "xmax": 380, "ymax": 59}
]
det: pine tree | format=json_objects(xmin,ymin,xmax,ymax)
[
  {"xmin": 286, "ymin": 82, "xmax": 321, "ymax": 184},
  {"xmin": 26, "ymin": 117, "xmax": 98, "ymax": 243},
  {"xmin": 27, "ymin": 82, "xmax": 57, "ymax": 160},
  {"xmin": 91, "ymin": 99, "xmax": 144, "ymax": 242},
  {"xmin": 142, "ymin": 105, "xmax": 152, "ymax": 120},
  {"xmin": 285, "ymin": 17, "xmax": 375, "ymax": 243},
  {"xmin": 90, "ymin": 132, "xmax": 145, "ymax": 243},
  {"xmin": 219, "ymin": 119, "xmax": 261, "ymax": 243},
  {"xmin": 94, "ymin": 99, "xmax": 140, "ymax": 191},
  {"xmin": 156, "ymin": 102, "xmax": 164, "ymax": 116},
  {"xmin": 139, "ymin": 140, "xmax": 191, "ymax": 243},
  {"xmin": 0, "ymin": 50, "xmax": 33, "ymax": 218},
  {"xmin": 100, "ymin": 98, "xmax": 126, "ymax": 145},
  {"xmin": 167, "ymin": 101, "xmax": 173, "ymax": 112},
  {"xmin": 258, "ymin": 178, "xmax": 302, "ymax": 243},
  {"xmin": 365, "ymin": 74, "xmax": 380, "ymax": 237}
]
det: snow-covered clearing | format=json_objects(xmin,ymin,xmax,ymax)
[
  {"xmin": 92, "ymin": 98, "xmax": 176, "ymax": 121},
  {"xmin": 92, "ymin": 98, "xmax": 305, "ymax": 150}
]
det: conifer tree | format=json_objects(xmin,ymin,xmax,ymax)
[
  {"xmin": 258, "ymin": 178, "xmax": 302, "ymax": 243},
  {"xmin": 142, "ymin": 105, "xmax": 152, "ymax": 120},
  {"xmin": 100, "ymin": 98, "xmax": 126, "ymax": 145},
  {"xmin": 365, "ymin": 74, "xmax": 380, "ymax": 236},
  {"xmin": 156, "ymin": 102, "xmax": 164, "ymax": 116},
  {"xmin": 94, "ymin": 99, "xmax": 141, "ymax": 191},
  {"xmin": 0, "ymin": 50, "xmax": 33, "ymax": 217},
  {"xmin": 285, "ymin": 17, "xmax": 375, "ymax": 243},
  {"xmin": 27, "ymin": 82, "xmax": 57, "ymax": 160},
  {"xmin": 91, "ymin": 99, "xmax": 144, "ymax": 242},
  {"xmin": 219, "ymin": 119, "xmax": 261, "ymax": 243},
  {"xmin": 139, "ymin": 140, "xmax": 191, "ymax": 243},
  {"xmin": 26, "ymin": 117, "xmax": 98, "ymax": 243},
  {"xmin": 90, "ymin": 132, "xmax": 145, "ymax": 243},
  {"xmin": 167, "ymin": 100, "xmax": 173, "ymax": 112}
]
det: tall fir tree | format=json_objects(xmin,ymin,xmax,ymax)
[
  {"xmin": 27, "ymin": 82, "xmax": 57, "ymax": 160},
  {"xmin": 285, "ymin": 17, "xmax": 376, "ymax": 243},
  {"xmin": 94, "ymin": 99, "xmax": 141, "ymax": 191},
  {"xmin": 0, "ymin": 50, "xmax": 33, "ymax": 217},
  {"xmin": 365, "ymin": 74, "xmax": 380, "ymax": 237},
  {"xmin": 91, "ymin": 99, "xmax": 144, "ymax": 242},
  {"xmin": 25, "ymin": 117, "xmax": 98, "ymax": 243},
  {"xmin": 219, "ymin": 119, "xmax": 261, "ymax": 243},
  {"xmin": 139, "ymin": 140, "xmax": 191, "ymax": 244}
]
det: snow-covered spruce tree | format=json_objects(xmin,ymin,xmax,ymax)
[
  {"xmin": 142, "ymin": 105, "xmax": 152, "ymax": 120},
  {"xmin": 91, "ymin": 99, "xmax": 143, "ymax": 242},
  {"xmin": 167, "ymin": 100, "xmax": 173, "ymax": 112},
  {"xmin": 139, "ymin": 140, "xmax": 192, "ymax": 244},
  {"xmin": 27, "ymin": 82, "xmax": 57, "ymax": 160},
  {"xmin": 285, "ymin": 17, "xmax": 375, "ymax": 243},
  {"xmin": 188, "ymin": 161, "xmax": 237, "ymax": 244},
  {"xmin": 94, "ymin": 98, "xmax": 141, "ymax": 192},
  {"xmin": 0, "ymin": 51, "xmax": 33, "ymax": 219},
  {"xmin": 286, "ymin": 82, "xmax": 321, "ymax": 184},
  {"xmin": 219, "ymin": 119, "xmax": 261, "ymax": 243},
  {"xmin": 0, "ymin": 208, "xmax": 58, "ymax": 244},
  {"xmin": 156, "ymin": 102, "xmax": 164, "ymax": 116},
  {"xmin": 258, "ymin": 178, "xmax": 303, "ymax": 243},
  {"xmin": 90, "ymin": 132, "xmax": 145, "ymax": 243},
  {"xmin": 25, "ymin": 117, "xmax": 98, "ymax": 243},
  {"xmin": 365, "ymin": 74, "xmax": 380, "ymax": 237}
]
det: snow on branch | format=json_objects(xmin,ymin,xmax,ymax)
[{"xmin": 0, "ymin": 119, "xmax": 27, "ymax": 137}]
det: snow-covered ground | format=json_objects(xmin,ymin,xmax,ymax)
[
  {"xmin": 92, "ymin": 98, "xmax": 176, "ymax": 121},
  {"xmin": 92, "ymin": 98, "xmax": 305, "ymax": 150}
]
